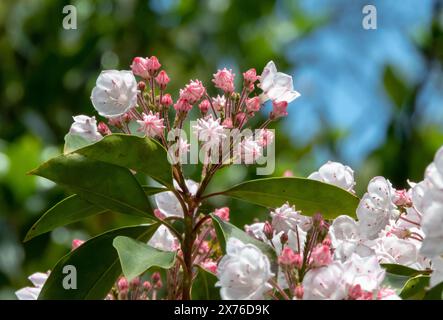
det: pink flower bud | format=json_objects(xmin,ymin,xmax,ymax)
[
  {"xmin": 97, "ymin": 122, "xmax": 111, "ymax": 136},
  {"xmin": 155, "ymin": 70, "xmax": 170, "ymax": 90},
  {"xmin": 270, "ymin": 100, "xmax": 288, "ymax": 119},
  {"xmin": 138, "ymin": 81, "xmax": 146, "ymax": 91},
  {"xmin": 71, "ymin": 239, "xmax": 84, "ymax": 250},
  {"xmin": 198, "ymin": 241, "xmax": 211, "ymax": 255},
  {"xmin": 151, "ymin": 272, "xmax": 161, "ymax": 284},
  {"xmin": 278, "ymin": 246, "xmax": 298, "ymax": 266},
  {"xmin": 143, "ymin": 281, "xmax": 152, "ymax": 291},
  {"xmin": 243, "ymin": 68, "xmax": 259, "ymax": 86},
  {"xmin": 222, "ymin": 118, "xmax": 233, "ymax": 128},
  {"xmin": 257, "ymin": 129, "xmax": 274, "ymax": 147},
  {"xmin": 154, "ymin": 279, "xmax": 163, "ymax": 289},
  {"xmin": 235, "ymin": 112, "xmax": 246, "ymax": 125},
  {"xmin": 201, "ymin": 260, "xmax": 218, "ymax": 274},
  {"xmin": 160, "ymin": 93, "xmax": 173, "ymax": 107},
  {"xmin": 246, "ymin": 97, "xmax": 261, "ymax": 112},
  {"xmin": 263, "ymin": 221, "xmax": 273, "ymax": 240},
  {"xmin": 117, "ymin": 277, "xmax": 129, "ymax": 291},
  {"xmin": 173, "ymin": 98, "xmax": 192, "ymax": 113},
  {"xmin": 180, "ymin": 79, "xmax": 206, "ymax": 104},
  {"xmin": 198, "ymin": 99, "xmax": 210, "ymax": 114},
  {"xmin": 295, "ymin": 285, "xmax": 304, "ymax": 299},
  {"xmin": 394, "ymin": 189, "xmax": 412, "ymax": 207},
  {"xmin": 280, "ymin": 233, "xmax": 288, "ymax": 245},
  {"xmin": 212, "ymin": 68, "xmax": 235, "ymax": 93},
  {"xmin": 146, "ymin": 56, "xmax": 161, "ymax": 76},
  {"xmin": 309, "ymin": 244, "xmax": 333, "ymax": 267},
  {"xmin": 283, "ymin": 170, "xmax": 293, "ymax": 177},
  {"xmin": 108, "ymin": 116, "xmax": 123, "ymax": 128},
  {"xmin": 214, "ymin": 207, "xmax": 230, "ymax": 221},
  {"xmin": 348, "ymin": 284, "xmax": 373, "ymax": 300},
  {"xmin": 131, "ymin": 57, "xmax": 150, "ymax": 79},
  {"xmin": 130, "ymin": 277, "xmax": 140, "ymax": 288},
  {"xmin": 322, "ymin": 237, "xmax": 332, "ymax": 247},
  {"xmin": 154, "ymin": 208, "xmax": 166, "ymax": 220}
]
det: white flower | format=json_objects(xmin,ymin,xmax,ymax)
[
  {"xmin": 154, "ymin": 179, "xmax": 199, "ymax": 218},
  {"xmin": 420, "ymin": 201, "xmax": 443, "ymax": 257},
  {"xmin": 302, "ymin": 262, "xmax": 347, "ymax": 300},
  {"xmin": 259, "ymin": 61, "xmax": 300, "ymax": 104},
  {"xmin": 245, "ymin": 222, "xmax": 267, "ymax": 242},
  {"xmin": 15, "ymin": 272, "xmax": 49, "ymax": 300},
  {"xmin": 374, "ymin": 235, "xmax": 420, "ymax": 267},
  {"xmin": 212, "ymin": 95, "xmax": 226, "ymax": 111},
  {"xmin": 308, "ymin": 161, "xmax": 355, "ymax": 192},
  {"xmin": 91, "ymin": 70, "xmax": 138, "ymax": 118},
  {"xmin": 136, "ymin": 111, "xmax": 165, "ymax": 138},
  {"xmin": 357, "ymin": 177, "xmax": 399, "ymax": 240},
  {"xmin": 192, "ymin": 115, "xmax": 226, "ymax": 149},
  {"xmin": 430, "ymin": 256, "xmax": 443, "ymax": 287},
  {"xmin": 343, "ymin": 254, "xmax": 385, "ymax": 292},
  {"xmin": 69, "ymin": 115, "xmax": 102, "ymax": 142},
  {"xmin": 238, "ymin": 136, "xmax": 263, "ymax": 164},
  {"xmin": 148, "ymin": 225, "xmax": 179, "ymax": 252},
  {"xmin": 216, "ymin": 238, "xmax": 274, "ymax": 300},
  {"xmin": 271, "ymin": 203, "xmax": 311, "ymax": 234}
]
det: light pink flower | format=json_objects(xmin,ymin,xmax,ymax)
[
  {"xmin": 155, "ymin": 70, "xmax": 170, "ymax": 90},
  {"xmin": 212, "ymin": 95, "xmax": 226, "ymax": 111},
  {"xmin": 201, "ymin": 260, "xmax": 218, "ymax": 274},
  {"xmin": 198, "ymin": 99, "xmax": 211, "ymax": 114},
  {"xmin": 160, "ymin": 93, "xmax": 173, "ymax": 107},
  {"xmin": 174, "ymin": 98, "xmax": 192, "ymax": 112},
  {"xmin": 310, "ymin": 244, "xmax": 333, "ymax": 267},
  {"xmin": 246, "ymin": 97, "xmax": 261, "ymax": 112},
  {"xmin": 130, "ymin": 57, "xmax": 150, "ymax": 78},
  {"xmin": 214, "ymin": 207, "xmax": 230, "ymax": 221},
  {"xmin": 146, "ymin": 56, "xmax": 161, "ymax": 76},
  {"xmin": 136, "ymin": 111, "xmax": 165, "ymax": 138},
  {"xmin": 212, "ymin": 68, "xmax": 235, "ymax": 93},
  {"xmin": 180, "ymin": 79, "xmax": 206, "ymax": 104}
]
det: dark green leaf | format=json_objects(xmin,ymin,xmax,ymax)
[
  {"xmin": 382, "ymin": 273, "xmax": 412, "ymax": 295},
  {"xmin": 424, "ymin": 281, "xmax": 443, "ymax": 300},
  {"xmin": 381, "ymin": 264, "xmax": 431, "ymax": 277},
  {"xmin": 383, "ymin": 65, "xmax": 409, "ymax": 109},
  {"xmin": 400, "ymin": 275, "xmax": 430, "ymax": 299},
  {"xmin": 219, "ymin": 177, "xmax": 360, "ymax": 219},
  {"xmin": 38, "ymin": 224, "xmax": 158, "ymax": 300},
  {"xmin": 113, "ymin": 236, "xmax": 176, "ymax": 282},
  {"xmin": 191, "ymin": 266, "xmax": 220, "ymax": 300},
  {"xmin": 29, "ymin": 153, "xmax": 152, "ymax": 218},
  {"xmin": 76, "ymin": 134, "xmax": 173, "ymax": 188}
]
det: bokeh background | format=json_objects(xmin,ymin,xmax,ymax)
[{"xmin": 1, "ymin": 0, "xmax": 443, "ymax": 299}]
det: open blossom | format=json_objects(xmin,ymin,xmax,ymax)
[
  {"xmin": 216, "ymin": 238, "xmax": 273, "ymax": 300},
  {"xmin": 271, "ymin": 202, "xmax": 311, "ymax": 233},
  {"xmin": 259, "ymin": 60, "xmax": 300, "ymax": 104},
  {"xmin": 357, "ymin": 177, "xmax": 399, "ymax": 240},
  {"xmin": 302, "ymin": 262, "xmax": 347, "ymax": 300},
  {"xmin": 212, "ymin": 95, "xmax": 226, "ymax": 111},
  {"xmin": 91, "ymin": 70, "xmax": 138, "ymax": 118},
  {"xmin": 237, "ymin": 136, "xmax": 262, "ymax": 163},
  {"xmin": 155, "ymin": 70, "xmax": 170, "ymax": 90},
  {"xmin": 373, "ymin": 235, "xmax": 419, "ymax": 267},
  {"xmin": 15, "ymin": 272, "xmax": 49, "ymax": 300},
  {"xmin": 69, "ymin": 115, "xmax": 102, "ymax": 142},
  {"xmin": 342, "ymin": 254, "xmax": 385, "ymax": 293},
  {"xmin": 136, "ymin": 111, "xmax": 165, "ymax": 138},
  {"xmin": 310, "ymin": 244, "xmax": 333, "ymax": 267},
  {"xmin": 279, "ymin": 246, "xmax": 301, "ymax": 266},
  {"xmin": 180, "ymin": 80, "xmax": 206, "ymax": 104},
  {"xmin": 155, "ymin": 179, "xmax": 199, "ymax": 218},
  {"xmin": 243, "ymin": 68, "xmax": 259, "ymax": 91},
  {"xmin": 148, "ymin": 225, "xmax": 179, "ymax": 252},
  {"xmin": 212, "ymin": 68, "xmax": 235, "ymax": 93},
  {"xmin": 308, "ymin": 161, "xmax": 355, "ymax": 192},
  {"xmin": 193, "ymin": 115, "xmax": 226, "ymax": 148}
]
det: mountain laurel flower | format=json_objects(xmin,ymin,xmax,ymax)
[
  {"xmin": 308, "ymin": 161, "xmax": 356, "ymax": 193},
  {"xmin": 246, "ymin": 96, "xmax": 261, "ymax": 112},
  {"xmin": 155, "ymin": 179, "xmax": 199, "ymax": 218},
  {"xmin": 71, "ymin": 239, "xmax": 85, "ymax": 250},
  {"xmin": 212, "ymin": 95, "xmax": 226, "ymax": 111},
  {"xmin": 173, "ymin": 98, "xmax": 192, "ymax": 113},
  {"xmin": 201, "ymin": 260, "xmax": 218, "ymax": 274},
  {"xmin": 256, "ymin": 129, "xmax": 274, "ymax": 147},
  {"xmin": 394, "ymin": 189, "xmax": 413, "ymax": 207},
  {"xmin": 69, "ymin": 115, "xmax": 103, "ymax": 142},
  {"xmin": 278, "ymin": 246, "xmax": 299, "ymax": 266},
  {"xmin": 216, "ymin": 238, "xmax": 274, "ymax": 300},
  {"xmin": 146, "ymin": 56, "xmax": 161, "ymax": 76},
  {"xmin": 270, "ymin": 100, "xmax": 288, "ymax": 119},
  {"xmin": 130, "ymin": 57, "xmax": 150, "ymax": 78},
  {"xmin": 214, "ymin": 207, "xmax": 230, "ymax": 221},
  {"xmin": 259, "ymin": 60, "xmax": 300, "ymax": 104},
  {"xmin": 222, "ymin": 118, "xmax": 233, "ymax": 128},
  {"xmin": 193, "ymin": 115, "xmax": 226, "ymax": 148},
  {"xmin": 148, "ymin": 225, "xmax": 179, "ymax": 252},
  {"xmin": 160, "ymin": 93, "xmax": 173, "ymax": 107},
  {"xmin": 198, "ymin": 99, "xmax": 211, "ymax": 114},
  {"xmin": 243, "ymin": 68, "xmax": 259, "ymax": 91},
  {"xmin": 136, "ymin": 111, "xmax": 165, "ymax": 138},
  {"xmin": 180, "ymin": 79, "xmax": 206, "ymax": 104},
  {"xmin": 97, "ymin": 122, "xmax": 111, "ymax": 136},
  {"xmin": 310, "ymin": 244, "xmax": 333, "ymax": 267},
  {"xmin": 91, "ymin": 70, "xmax": 138, "ymax": 118},
  {"xmin": 15, "ymin": 272, "xmax": 49, "ymax": 300},
  {"xmin": 302, "ymin": 262, "xmax": 347, "ymax": 300},
  {"xmin": 271, "ymin": 202, "xmax": 312, "ymax": 234},
  {"xmin": 238, "ymin": 136, "xmax": 262, "ymax": 163},
  {"xmin": 343, "ymin": 254, "xmax": 386, "ymax": 292},
  {"xmin": 212, "ymin": 68, "xmax": 235, "ymax": 93},
  {"xmin": 155, "ymin": 70, "xmax": 170, "ymax": 90}
]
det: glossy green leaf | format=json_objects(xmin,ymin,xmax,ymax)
[
  {"xmin": 191, "ymin": 266, "xmax": 220, "ymax": 300},
  {"xmin": 381, "ymin": 264, "xmax": 430, "ymax": 277},
  {"xmin": 220, "ymin": 177, "xmax": 360, "ymax": 218},
  {"xmin": 400, "ymin": 275, "xmax": 430, "ymax": 300},
  {"xmin": 64, "ymin": 133, "xmax": 94, "ymax": 154},
  {"xmin": 29, "ymin": 153, "xmax": 152, "ymax": 218},
  {"xmin": 113, "ymin": 236, "xmax": 176, "ymax": 282},
  {"xmin": 75, "ymin": 134, "xmax": 173, "ymax": 188},
  {"xmin": 383, "ymin": 273, "xmax": 412, "ymax": 295},
  {"xmin": 211, "ymin": 214, "xmax": 276, "ymax": 262},
  {"xmin": 38, "ymin": 224, "xmax": 158, "ymax": 300},
  {"xmin": 424, "ymin": 281, "xmax": 443, "ymax": 300}
]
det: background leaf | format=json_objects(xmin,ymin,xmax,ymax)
[
  {"xmin": 38, "ymin": 224, "xmax": 158, "ymax": 300},
  {"xmin": 219, "ymin": 177, "xmax": 360, "ymax": 219},
  {"xmin": 76, "ymin": 134, "xmax": 173, "ymax": 188},
  {"xmin": 424, "ymin": 282, "xmax": 443, "ymax": 300},
  {"xmin": 191, "ymin": 266, "xmax": 220, "ymax": 300},
  {"xmin": 113, "ymin": 236, "xmax": 176, "ymax": 282}
]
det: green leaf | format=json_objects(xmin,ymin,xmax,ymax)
[
  {"xmin": 191, "ymin": 266, "xmax": 220, "ymax": 300},
  {"xmin": 38, "ymin": 224, "xmax": 158, "ymax": 300},
  {"xmin": 64, "ymin": 133, "xmax": 94, "ymax": 154},
  {"xmin": 29, "ymin": 153, "xmax": 153, "ymax": 218},
  {"xmin": 219, "ymin": 177, "xmax": 360, "ymax": 219},
  {"xmin": 383, "ymin": 273, "xmax": 412, "ymax": 295},
  {"xmin": 211, "ymin": 214, "xmax": 276, "ymax": 263},
  {"xmin": 424, "ymin": 281, "xmax": 443, "ymax": 300},
  {"xmin": 400, "ymin": 275, "xmax": 430, "ymax": 300},
  {"xmin": 24, "ymin": 185, "xmax": 164, "ymax": 242},
  {"xmin": 75, "ymin": 134, "xmax": 173, "ymax": 188},
  {"xmin": 381, "ymin": 264, "xmax": 431, "ymax": 277},
  {"xmin": 113, "ymin": 236, "xmax": 176, "ymax": 282},
  {"xmin": 383, "ymin": 65, "xmax": 409, "ymax": 109}
]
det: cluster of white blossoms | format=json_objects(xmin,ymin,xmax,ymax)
[{"xmin": 215, "ymin": 155, "xmax": 443, "ymax": 300}]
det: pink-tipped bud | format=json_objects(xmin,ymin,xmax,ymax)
[
  {"xmin": 312, "ymin": 213, "xmax": 324, "ymax": 227},
  {"xmin": 263, "ymin": 221, "xmax": 273, "ymax": 240},
  {"xmin": 212, "ymin": 68, "xmax": 235, "ymax": 93},
  {"xmin": 394, "ymin": 189, "xmax": 412, "ymax": 207},
  {"xmin": 155, "ymin": 70, "xmax": 170, "ymax": 90},
  {"xmin": 130, "ymin": 277, "xmax": 140, "ymax": 288},
  {"xmin": 151, "ymin": 272, "xmax": 161, "ymax": 284},
  {"xmin": 131, "ymin": 57, "xmax": 150, "ymax": 79},
  {"xmin": 270, "ymin": 100, "xmax": 288, "ymax": 120},
  {"xmin": 198, "ymin": 241, "xmax": 210, "ymax": 255},
  {"xmin": 222, "ymin": 118, "xmax": 233, "ymax": 129},
  {"xmin": 283, "ymin": 170, "xmax": 294, "ymax": 177},
  {"xmin": 160, "ymin": 93, "xmax": 173, "ymax": 107},
  {"xmin": 154, "ymin": 279, "xmax": 163, "ymax": 289},
  {"xmin": 214, "ymin": 207, "xmax": 230, "ymax": 221},
  {"xmin": 174, "ymin": 98, "xmax": 192, "ymax": 113},
  {"xmin": 201, "ymin": 260, "xmax": 218, "ymax": 274},
  {"xmin": 108, "ymin": 116, "xmax": 123, "ymax": 128},
  {"xmin": 348, "ymin": 284, "xmax": 373, "ymax": 300},
  {"xmin": 246, "ymin": 97, "xmax": 261, "ymax": 112},
  {"xmin": 295, "ymin": 285, "xmax": 304, "ymax": 299},
  {"xmin": 71, "ymin": 239, "xmax": 84, "ymax": 250},
  {"xmin": 243, "ymin": 68, "xmax": 259, "ymax": 86},
  {"xmin": 117, "ymin": 277, "xmax": 129, "ymax": 291},
  {"xmin": 138, "ymin": 81, "xmax": 146, "ymax": 91},
  {"xmin": 146, "ymin": 56, "xmax": 161, "ymax": 76},
  {"xmin": 280, "ymin": 233, "xmax": 288, "ymax": 245},
  {"xmin": 97, "ymin": 122, "xmax": 111, "ymax": 136},
  {"xmin": 122, "ymin": 112, "xmax": 133, "ymax": 123},
  {"xmin": 179, "ymin": 80, "xmax": 206, "ymax": 104},
  {"xmin": 322, "ymin": 237, "xmax": 332, "ymax": 247},
  {"xmin": 154, "ymin": 208, "xmax": 166, "ymax": 220},
  {"xmin": 143, "ymin": 281, "xmax": 152, "ymax": 291},
  {"xmin": 309, "ymin": 244, "xmax": 333, "ymax": 267},
  {"xmin": 235, "ymin": 112, "xmax": 247, "ymax": 125},
  {"xmin": 198, "ymin": 99, "xmax": 210, "ymax": 114},
  {"xmin": 278, "ymin": 246, "xmax": 298, "ymax": 266}
]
